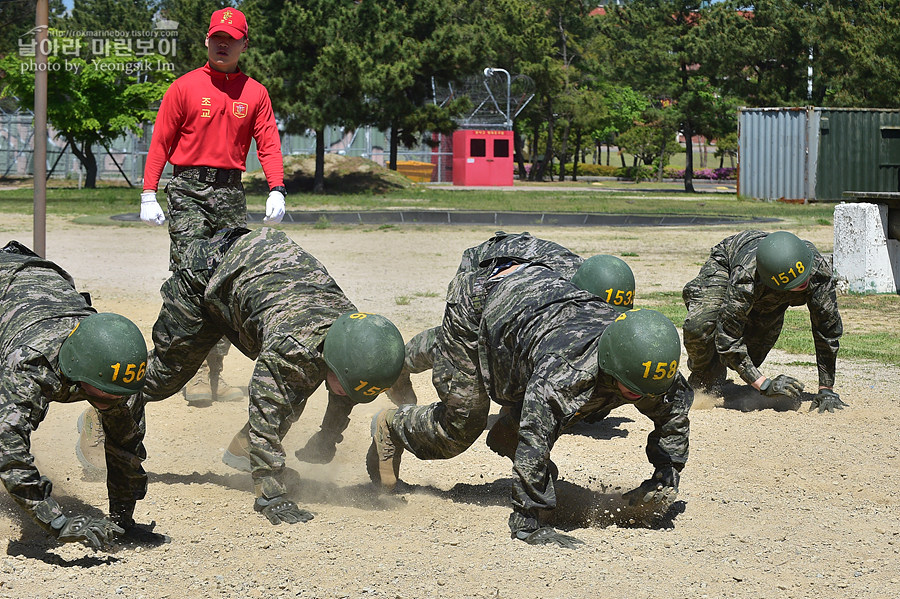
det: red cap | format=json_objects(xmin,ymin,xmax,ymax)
[{"xmin": 208, "ymin": 8, "xmax": 248, "ymax": 39}]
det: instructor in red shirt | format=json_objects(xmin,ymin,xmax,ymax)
[
  {"xmin": 141, "ymin": 7, "xmax": 285, "ymax": 244},
  {"xmin": 140, "ymin": 7, "xmax": 285, "ymax": 403}
]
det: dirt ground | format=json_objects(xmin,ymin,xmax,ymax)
[{"xmin": 0, "ymin": 214, "xmax": 898, "ymax": 599}]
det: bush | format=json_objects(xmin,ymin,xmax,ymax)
[
  {"xmin": 556, "ymin": 163, "xmax": 646, "ymax": 178},
  {"xmin": 555, "ymin": 163, "xmax": 737, "ymax": 181},
  {"xmin": 666, "ymin": 167, "xmax": 737, "ymax": 180}
]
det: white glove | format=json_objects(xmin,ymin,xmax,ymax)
[
  {"xmin": 140, "ymin": 191, "xmax": 166, "ymax": 226},
  {"xmin": 264, "ymin": 190, "xmax": 286, "ymax": 224}
]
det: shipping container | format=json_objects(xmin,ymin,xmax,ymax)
[{"xmin": 738, "ymin": 107, "xmax": 900, "ymax": 202}]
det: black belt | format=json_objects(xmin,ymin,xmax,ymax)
[{"xmin": 174, "ymin": 165, "xmax": 242, "ymax": 186}]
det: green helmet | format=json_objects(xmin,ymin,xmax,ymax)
[
  {"xmin": 756, "ymin": 231, "xmax": 814, "ymax": 291},
  {"xmin": 323, "ymin": 312, "xmax": 405, "ymax": 404},
  {"xmin": 59, "ymin": 313, "xmax": 148, "ymax": 396},
  {"xmin": 596, "ymin": 308, "xmax": 681, "ymax": 397},
  {"xmin": 571, "ymin": 254, "xmax": 635, "ymax": 311}
]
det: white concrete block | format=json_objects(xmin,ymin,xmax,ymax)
[{"xmin": 833, "ymin": 202, "xmax": 900, "ymax": 294}]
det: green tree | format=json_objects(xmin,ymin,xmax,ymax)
[
  {"xmin": 0, "ymin": 0, "xmax": 66, "ymax": 112},
  {"xmin": 695, "ymin": 0, "xmax": 812, "ymax": 107},
  {"xmin": 66, "ymin": 0, "xmax": 157, "ymax": 34},
  {"xmin": 363, "ymin": 0, "xmax": 485, "ymax": 172},
  {"xmin": 564, "ymin": 85, "xmax": 607, "ymax": 180},
  {"xmin": 590, "ymin": 83, "xmax": 648, "ymax": 167},
  {"xmin": 809, "ymin": 0, "xmax": 900, "ymax": 107},
  {"xmin": 596, "ymin": 0, "xmax": 719, "ymax": 192},
  {"xmin": 0, "ymin": 0, "xmax": 67, "ymax": 59},
  {"xmin": 243, "ymin": 0, "xmax": 370, "ymax": 193},
  {"xmin": 477, "ymin": 0, "xmax": 555, "ymax": 180},
  {"xmin": 483, "ymin": 0, "xmax": 597, "ymax": 182},
  {"xmin": 697, "ymin": 1, "xmax": 900, "ymax": 108},
  {"xmin": 714, "ymin": 131, "xmax": 737, "ymax": 168},
  {"xmin": 615, "ymin": 115, "xmax": 680, "ymax": 182},
  {"xmin": 0, "ymin": 51, "xmax": 173, "ymax": 187}
]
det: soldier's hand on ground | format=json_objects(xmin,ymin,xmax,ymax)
[
  {"xmin": 263, "ymin": 189, "xmax": 286, "ymax": 224},
  {"xmin": 117, "ymin": 521, "xmax": 171, "ymax": 548},
  {"xmin": 759, "ymin": 374, "xmax": 804, "ymax": 400},
  {"xmin": 54, "ymin": 514, "xmax": 124, "ymax": 551},
  {"xmin": 515, "ymin": 527, "xmax": 584, "ymax": 549},
  {"xmin": 623, "ymin": 465, "xmax": 679, "ymax": 507},
  {"xmin": 810, "ymin": 388, "xmax": 847, "ymax": 413},
  {"xmin": 139, "ymin": 191, "xmax": 166, "ymax": 226},
  {"xmin": 254, "ymin": 496, "xmax": 314, "ymax": 525},
  {"xmin": 294, "ymin": 430, "xmax": 340, "ymax": 464}
]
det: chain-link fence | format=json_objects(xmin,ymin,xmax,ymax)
[{"xmin": 0, "ymin": 108, "xmax": 453, "ymax": 185}]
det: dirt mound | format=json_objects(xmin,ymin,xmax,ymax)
[{"xmin": 244, "ymin": 154, "xmax": 414, "ymax": 194}]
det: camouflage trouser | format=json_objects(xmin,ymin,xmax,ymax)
[
  {"xmin": 683, "ymin": 261, "xmax": 785, "ymax": 386},
  {"xmin": 392, "ymin": 275, "xmax": 491, "ymax": 460},
  {"xmin": 165, "ymin": 173, "xmax": 246, "ymax": 369},
  {"xmin": 403, "ymin": 326, "xmax": 439, "ymax": 373},
  {"xmin": 141, "ymin": 267, "xmax": 223, "ymax": 401}
]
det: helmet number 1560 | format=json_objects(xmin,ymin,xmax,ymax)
[{"xmin": 110, "ymin": 361, "xmax": 146, "ymax": 383}]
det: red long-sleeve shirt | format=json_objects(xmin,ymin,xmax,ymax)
[{"xmin": 143, "ymin": 63, "xmax": 284, "ymax": 191}]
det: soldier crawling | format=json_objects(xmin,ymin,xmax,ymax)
[
  {"xmin": 0, "ymin": 242, "xmax": 162, "ymax": 551},
  {"xmin": 682, "ymin": 230, "xmax": 844, "ymax": 413},
  {"xmin": 381, "ymin": 230, "xmax": 636, "ymax": 409},
  {"xmin": 79, "ymin": 227, "xmax": 405, "ymax": 526},
  {"xmin": 366, "ymin": 238, "xmax": 691, "ymax": 547}
]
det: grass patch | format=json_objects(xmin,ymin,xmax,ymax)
[
  {"xmin": 395, "ymin": 296, "xmax": 412, "ymax": 306},
  {"xmin": 639, "ymin": 290, "xmax": 900, "ymax": 366},
  {"xmin": 0, "ymin": 181, "xmax": 836, "ymax": 223}
]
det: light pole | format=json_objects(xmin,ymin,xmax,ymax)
[
  {"xmin": 34, "ymin": 0, "xmax": 48, "ymax": 256},
  {"xmin": 483, "ymin": 67, "xmax": 512, "ymax": 130}
]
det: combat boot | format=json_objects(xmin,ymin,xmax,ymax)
[
  {"xmin": 366, "ymin": 408, "xmax": 402, "ymax": 490},
  {"xmin": 183, "ymin": 363, "xmax": 213, "ymax": 406},
  {"xmin": 76, "ymin": 407, "xmax": 106, "ymax": 480},
  {"xmin": 222, "ymin": 423, "xmax": 252, "ymax": 472},
  {"xmin": 211, "ymin": 373, "xmax": 245, "ymax": 403},
  {"xmin": 385, "ymin": 369, "xmax": 417, "ymax": 406}
]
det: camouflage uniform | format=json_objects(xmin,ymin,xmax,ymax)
[
  {"xmin": 165, "ymin": 173, "xmax": 246, "ymax": 270},
  {"xmin": 682, "ymin": 230, "xmax": 842, "ymax": 389},
  {"xmin": 390, "ymin": 264, "xmax": 692, "ymax": 535},
  {"xmin": 401, "ymin": 231, "xmax": 584, "ymax": 380},
  {"xmin": 0, "ymin": 245, "xmax": 147, "ymax": 535},
  {"xmin": 396, "ymin": 232, "xmax": 584, "ymax": 454},
  {"xmin": 165, "ymin": 174, "xmax": 248, "ymax": 378},
  {"xmin": 142, "ymin": 227, "xmax": 357, "ymax": 500}
]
